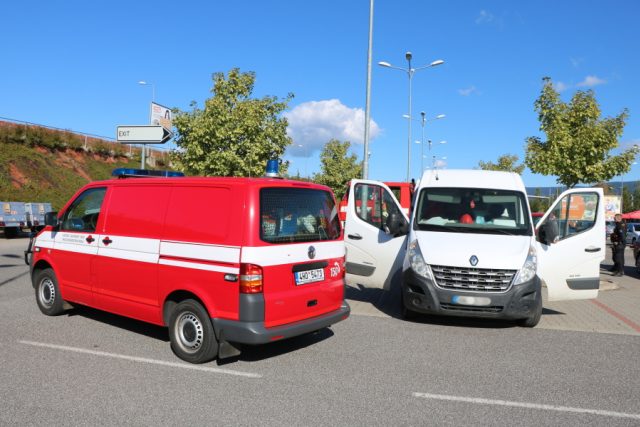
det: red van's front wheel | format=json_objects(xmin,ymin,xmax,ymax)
[
  {"xmin": 33, "ymin": 268, "xmax": 66, "ymax": 316},
  {"xmin": 168, "ymin": 299, "xmax": 218, "ymax": 364}
]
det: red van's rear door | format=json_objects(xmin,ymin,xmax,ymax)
[
  {"xmin": 243, "ymin": 242, "xmax": 345, "ymax": 328},
  {"xmin": 248, "ymin": 187, "xmax": 345, "ymax": 328}
]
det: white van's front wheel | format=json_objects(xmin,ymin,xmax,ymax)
[
  {"xmin": 516, "ymin": 292, "xmax": 542, "ymax": 328},
  {"xmin": 169, "ymin": 300, "xmax": 218, "ymax": 364}
]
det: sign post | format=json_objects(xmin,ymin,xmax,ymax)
[{"xmin": 117, "ymin": 126, "xmax": 173, "ymax": 169}]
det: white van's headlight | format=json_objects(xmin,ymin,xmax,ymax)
[
  {"xmin": 513, "ymin": 245, "xmax": 537, "ymax": 285},
  {"xmin": 408, "ymin": 239, "xmax": 431, "ymax": 279}
]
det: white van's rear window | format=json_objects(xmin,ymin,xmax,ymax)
[{"xmin": 260, "ymin": 188, "xmax": 341, "ymax": 243}]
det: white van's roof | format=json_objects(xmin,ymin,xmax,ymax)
[{"xmin": 418, "ymin": 169, "xmax": 526, "ymax": 192}]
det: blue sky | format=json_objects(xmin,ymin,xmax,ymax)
[{"xmin": 2, "ymin": 1, "xmax": 638, "ymax": 188}]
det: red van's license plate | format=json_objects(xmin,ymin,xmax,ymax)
[{"xmin": 295, "ymin": 268, "xmax": 325, "ymax": 285}]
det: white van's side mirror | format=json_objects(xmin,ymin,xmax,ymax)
[{"xmin": 385, "ymin": 212, "xmax": 408, "ymax": 237}]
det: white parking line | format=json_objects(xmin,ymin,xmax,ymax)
[
  {"xmin": 412, "ymin": 392, "xmax": 640, "ymax": 420},
  {"xmin": 19, "ymin": 340, "xmax": 261, "ymax": 379}
]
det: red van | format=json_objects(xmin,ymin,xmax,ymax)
[{"xmin": 28, "ymin": 169, "xmax": 349, "ymax": 363}]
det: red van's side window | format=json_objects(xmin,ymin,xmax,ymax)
[
  {"xmin": 103, "ymin": 186, "xmax": 170, "ymax": 238},
  {"xmin": 163, "ymin": 186, "xmax": 231, "ymax": 244}
]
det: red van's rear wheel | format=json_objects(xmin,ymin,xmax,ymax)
[{"xmin": 169, "ymin": 299, "xmax": 218, "ymax": 364}]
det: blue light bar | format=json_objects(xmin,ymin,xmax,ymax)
[
  {"xmin": 111, "ymin": 168, "xmax": 185, "ymax": 178},
  {"xmin": 265, "ymin": 160, "xmax": 279, "ymax": 177}
]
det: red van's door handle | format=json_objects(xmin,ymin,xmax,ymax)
[
  {"xmin": 85, "ymin": 235, "xmax": 95, "ymax": 244},
  {"xmin": 102, "ymin": 237, "xmax": 113, "ymax": 246}
]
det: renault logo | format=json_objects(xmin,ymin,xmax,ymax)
[
  {"xmin": 469, "ymin": 255, "xmax": 479, "ymax": 266},
  {"xmin": 308, "ymin": 246, "xmax": 316, "ymax": 259}
]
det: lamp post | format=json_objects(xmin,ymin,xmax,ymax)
[
  {"xmin": 138, "ymin": 80, "xmax": 155, "ymax": 169},
  {"xmin": 405, "ymin": 112, "xmax": 445, "ymax": 173},
  {"xmin": 621, "ymin": 161, "xmax": 638, "ymax": 213},
  {"xmin": 417, "ymin": 139, "xmax": 447, "ymax": 172},
  {"xmin": 379, "ymin": 53, "xmax": 444, "ymax": 182}
]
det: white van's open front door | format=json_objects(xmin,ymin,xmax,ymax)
[
  {"xmin": 344, "ymin": 180, "xmax": 409, "ymax": 290},
  {"xmin": 536, "ymin": 188, "xmax": 605, "ymax": 301}
]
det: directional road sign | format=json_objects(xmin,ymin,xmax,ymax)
[{"xmin": 117, "ymin": 125, "xmax": 173, "ymax": 144}]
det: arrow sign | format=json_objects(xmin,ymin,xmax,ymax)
[{"xmin": 117, "ymin": 125, "xmax": 173, "ymax": 144}]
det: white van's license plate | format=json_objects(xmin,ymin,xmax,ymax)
[
  {"xmin": 451, "ymin": 295, "xmax": 491, "ymax": 306},
  {"xmin": 295, "ymin": 268, "xmax": 325, "ymax": 285}
]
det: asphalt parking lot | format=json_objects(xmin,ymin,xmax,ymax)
[{"xmin": 1, "ymin": 236, "xmax": 639, "ymax": 426}]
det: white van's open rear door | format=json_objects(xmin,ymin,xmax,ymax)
[
  {"xmin": 536, "ymin": 187, "xmax": 605, "ymax": 301},
  {"xmin": 344, "ymin": 179, "xmax": 408, "ymax": 290}
]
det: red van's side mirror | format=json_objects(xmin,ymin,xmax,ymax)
[{"xmin": 44, "ymin": 212, "xmax": 59, "ymax": 228}]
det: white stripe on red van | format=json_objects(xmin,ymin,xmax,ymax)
[{"xmin": 241, "ymin": 241, "xmax": 344, "ymax": 266}]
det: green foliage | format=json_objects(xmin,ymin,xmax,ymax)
[
  {"xmin": 478, "ymin": 154, "xmax": 525, "ymax": 174},
  {"xmin": 314, "ymin": 139, "xmax": 362, "ymax": 200},
  {"xmin": 525, "ymin": 77, "xmax": 634, "ymax": 188},
  {"xmin": 631, "ymin": 183, "xmax": 640, "ymax": 212},
  {"xmin": 171, "ymin": 68, "xmax": 293, "ymax": 177},
  {"xmin": 529, "ymin": 188, "xmax": 550, "ymax": 212}
]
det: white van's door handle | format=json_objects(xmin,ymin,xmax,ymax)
[
  {"xmin": 585, "ymin": 247, "xmax": 601, "ymax": 253},
  {"xmin": 347, "ymin": 233, "xmax": 362, "ymax": 240}
]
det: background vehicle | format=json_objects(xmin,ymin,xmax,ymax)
[
  {"xmin": 625, "ymin": 222, "xmax": 640, "ymax": 245},
  {"xmin": 0, "ymin": 201, "xmax": 27, "ymax": 238},
  {"xmin": 531, "ymin": 211, "xmax": 544, "ymax": 225},
  {"xmin": 633, "ymin": 240, "xmax": 640, "ymax": 272},
  {"xmin": 25, "ymin": 202, "xmax": 52, "ymax": 231}
]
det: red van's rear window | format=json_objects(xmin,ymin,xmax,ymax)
[{"xmin": 260, "ymin": 188, "xmax": 341, "ymax": 243}]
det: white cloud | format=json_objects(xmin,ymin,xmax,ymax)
[
  {"xmin": 576, "ymin": 75, "xmax": 606, "ymax": 87},
  {"xmin": 569, "ymin": 57, "xmax": 583, "ymax": 68},
  {"xmin": 476, "ymin": 10, "xmax": 494, "ymax": 24},
  {"xmin": 458, "ymin": 86, "xmax": 478, "ymax": 96},
  {"xmin": 434, "ymin": 160, "xmax": 447, "ymax": 169},
  {"xmin": 284, "ymin": 99, "xmax": 380, "ymax": 157},
  {"xmin": 553, "ymin": 81, "xmax": 570, "ymax": 92}
]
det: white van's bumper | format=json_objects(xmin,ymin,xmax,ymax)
[{"xmin": 402, "ymin": 268, "xmax": 541, "ymax": 320}]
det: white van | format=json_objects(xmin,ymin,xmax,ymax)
[{"xmin": 343, "ymin": 170, "xmax": 604, "ymax": 327}]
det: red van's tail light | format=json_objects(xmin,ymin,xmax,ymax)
[{"xmin": 240, "ymin": 263, "xmax": 263, "ymax": 294}]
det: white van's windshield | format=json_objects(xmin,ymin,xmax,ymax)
[
  {"xmin": 260, "ymin": 188, "xmax": 342, "ymax": 243},
  {"xmin": 414, "ymin": 187, "xmax": 532, "ymax": 236}
]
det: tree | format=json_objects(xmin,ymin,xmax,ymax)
[
  {"xmin": 478, "ymin": 154, "xmax": 525, "ymax": 174},
  {"xmin": 171, "ymin": 68, "xmax": 293, "ymax": 177},
  {"xmin": 529, "ymin": 188, "xmax": 550, "ymax": 212},
  {"xmin": 314, "ymin": 139, "xmax": 362, "ymax": 200},
  {"xmin": 525, "ymin": 77, "xmax": 635, "ymax": 188}
]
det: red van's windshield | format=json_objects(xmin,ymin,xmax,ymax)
[{"xmin": 260, "ymin": 188, "xmax": 341, "ymax": 243}]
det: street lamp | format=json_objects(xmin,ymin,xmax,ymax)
[
  {"xmin": 379, "ymin": 52, "xmax": 444, "ymax": 182},
  {"xmin": 138, "ymin": 80, "xmax": 156, "ymax": 169},
  {"xmin": 432, "ymin": 155, "xmax": 447, "ymax": 170},
  {"xmin": 138, "ymin": 80, "xmax": 155, "ymax": 103},
  {"xmin": 404, "ymin": 112, "xmax": 445, "ymax": 173}
]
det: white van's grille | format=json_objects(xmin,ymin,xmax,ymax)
[{"xmin": 430, "ymin": 265, "xmax": 516, "ymax": 293}]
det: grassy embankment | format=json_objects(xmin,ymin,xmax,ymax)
[{"xmin": 0, "ymin": 121, "xmax": 165, "ymax": 209}]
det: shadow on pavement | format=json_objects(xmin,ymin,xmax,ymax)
[
  {"xmin": 67, "ymin": 304, "xmax": 335, "ymax": 365},
  {"xmin": 68, "ymin": 305, "xmax": 170, "ymax": 342},
  {"xmin": 226, "ymin": 328, "xmax": 334, "ymax": 364}
]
